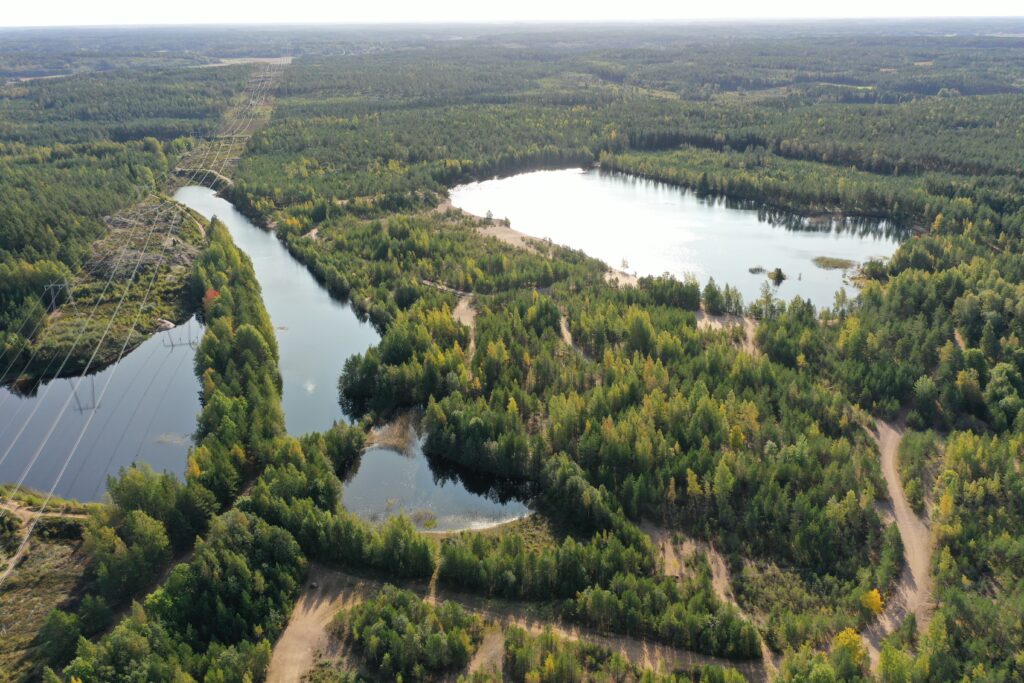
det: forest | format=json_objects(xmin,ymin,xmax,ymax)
[
  {"xmin": 2, "ymin": 19, "xmax": 1024, "ymax": 683},
  {"xmin": 0, "ymin": 62, "xmax": 254, "ymax": 382}
]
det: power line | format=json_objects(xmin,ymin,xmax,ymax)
[
  {"xmin": 0, "ymin": 65, "xmax": 270, "ymax": 490},
  {"xmin": 0, "ymin": 63, "xmax": 276, "ymax": 470},
  {"xmin": 0, "ymin": 63, "xmax": 268, "ymax": 386},
  {"xmin": 0, "ymin": 63, "xmax": 281, "ymax": 598}
]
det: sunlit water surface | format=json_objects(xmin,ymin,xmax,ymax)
[{"xmin": 451, "ymin": 168, "xmax": 905, "ymax": 308}]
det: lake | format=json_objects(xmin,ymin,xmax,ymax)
[
  {"xmin": 450, "ymin": 168, "xmax": 905, "ymax": 309},
  {"xmin": 1, "ymin": 186, "xmax": 534, "ymax": 529},
  {"xmin": 0, "ymin": 317, "xmax": 203, "ymax": 502}
]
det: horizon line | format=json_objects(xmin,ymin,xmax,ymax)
[{"xmin": 2, "ymin": 16, "xmax": 1023, "ymax": 30}]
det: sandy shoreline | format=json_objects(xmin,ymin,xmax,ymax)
[{"xmin": 438, "ymin": 195, "xmax": 638, "ymax": 286}]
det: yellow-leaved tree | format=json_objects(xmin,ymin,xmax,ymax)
[{"xmin": 862, "ymin": 588, "xmax": 885, "ymax": 616}]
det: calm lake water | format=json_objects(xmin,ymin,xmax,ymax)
[
  {"xmin": 451, "ymin": 168, "xmax": 905, "ymax": 309},
  {"xmin": 175, "ymin": 186, "xmax": 528, "ymax": 529},
  {"xmin": 175, "ymin": 186, "xmax": 380, "ymax": 436},
  {"xmin": 0, "ymin": 317, "xmax": 203, "ymax": 501},
  {"xmin": 0, "ymin": 186, "xmax": 533, "ymax": 529}
]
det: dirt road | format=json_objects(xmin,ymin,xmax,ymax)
[
  {"xmin": 0, "ymin": 501, "xmax": 88, "ymax": 523},
  {"xmin": 0, "ymin": 502, "xmax": 88, "ymax": 585},
  {"xmin": 862, "ymin": 418, "xmax": 934, "ymax": 669},
  {"xmin": 266, "ymin": 565, "xmax": 360, "ymax": 683},
  {"xmin": 267, "ymin": 563, "xmax": 768, "ymax": 683}
]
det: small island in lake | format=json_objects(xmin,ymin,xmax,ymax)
[{"xmin": 813, "ymin": 256, "xmax": 857, "ymax": 270}]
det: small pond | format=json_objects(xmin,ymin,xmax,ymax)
[
  {"xmin": 342, "ymin": 437, "xmax": 530, "ymax": 532},
  {"xmin": 450, "ymin": 168, "xmax": 906, "ymax": 309}
]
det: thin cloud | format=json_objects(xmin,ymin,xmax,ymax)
[{"xmin": 3, "ymin": 0, "xmax": 1021, "ymax": 28}]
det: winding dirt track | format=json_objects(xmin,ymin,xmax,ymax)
[
  {"xmin": 0, "ymin": 501, "xmax": 87, "ymax": 523},
  {"xmin": 420, "ymin": 279, "xmax": 476, "ymax": 360},
  {"xmin": 266, "ymin": 563, "xmax": 768, "ymax": 683},
  {"xmin": 642, "ymin": 523, "xmax": 779, "ymax": 678},
  {"xmin": 862, "ymin": 419, "xmax": 934, "ymax": 669}
]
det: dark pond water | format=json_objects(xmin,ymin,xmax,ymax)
[
  {"xmin": 0, "ymin": 187, "xmax": 534, "ymax": 528},
  {"xmin": 0, "ymin": 317, "xmax": 203, "ymax": 501},
  {"xmin": 451, "ymin": 168, "xmax": 906, "ymax": 309},
  {"xmin": 342, "ymin": 438, "xmax": 530, "ymax": 532}
]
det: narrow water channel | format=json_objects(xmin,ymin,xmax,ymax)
[
  {"xmin": 0, "ymin": 186, "xmax": 533, "ymax": 531},
  {"xmin": 174, "ymin": 186, "xmax": 529, "ymax": 530},
  {"xmin": 175, "ymin": 186, "xmax": 380, "ymax": 436}
]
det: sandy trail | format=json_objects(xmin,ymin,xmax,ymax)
[
  {"xmin": 266, "ymin": 565, "xmax": 360, "ymax": 683},
  {"xmin": 0, "ymin": 501, "xmax": 88, "ymax": 523},
  {"xmin": 642, "ymin": 523, "xmax": 778, "ymax": 677},
  {"xmin": 862, "ymin": 418, "xmax": 934, "ymax": 670},
  {"xmin": 558, "ymin": 311, "xmax": 590, "ymax": 359},
  {"xmin": 559, "ymin": 314, "xmax": 574, "ymax": 348},
  {"xmin": 419, "ymin": 279, "xmax": 477, "ymax": 359},
  {"xmin": 466, "ymin": 624, "xmax": 505, "ymax": 676},
  {"xmin": 453, "ymin": 296, "xmax": 477, "ymax": 359},
  {"xmin": 267, "ymin": 563, "xmax": 768, "ymax": 683}
]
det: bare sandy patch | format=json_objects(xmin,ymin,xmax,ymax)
[
  {"xmin": 453, "ymin": 295, "xmax": 477, "ymax": 360},
  {"xmin": 478, "ymin": 222, "xmax": 544, "ymax": 253},
  {"xmin": 696, "ymin": 310, "xmax": 759, "ymax": 355},
  {"xmin": 603, "ymin": 268, "xmax": 639, "ymax": 287},
  {"xmin": 266, "ymin": 565, "xmax": 360, "ymax": 683},
  {"xmin": 198, "ymin": 56, "xmax": 294, "ymax": 68},
  {"xmin": 559, "ymin": 314, "xmax": 574, "ymax": 348}
]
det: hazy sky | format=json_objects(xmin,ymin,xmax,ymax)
[{"xmin": 2, "ymin": 0, "xmax": 1021, "ymax": 28}]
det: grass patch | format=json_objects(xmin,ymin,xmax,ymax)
[
  {"xmin": 0, "ymin": 539, "xmax": 89, "ymax": 683},
  {"xmin": 0, "ymin": 485, "xmax": 95, "ymax": 516},
  {"xmin": 812, "ymin": 256, "xmax": 857, "ymax": 270},
  {"xmin": 474, "ymin": 513, "xmax": 559, "ymax": 551}
]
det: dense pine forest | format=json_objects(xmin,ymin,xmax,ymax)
[{"xmin": 1, "ymin": 19, "xmax": 1024, "ymax": 683}]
